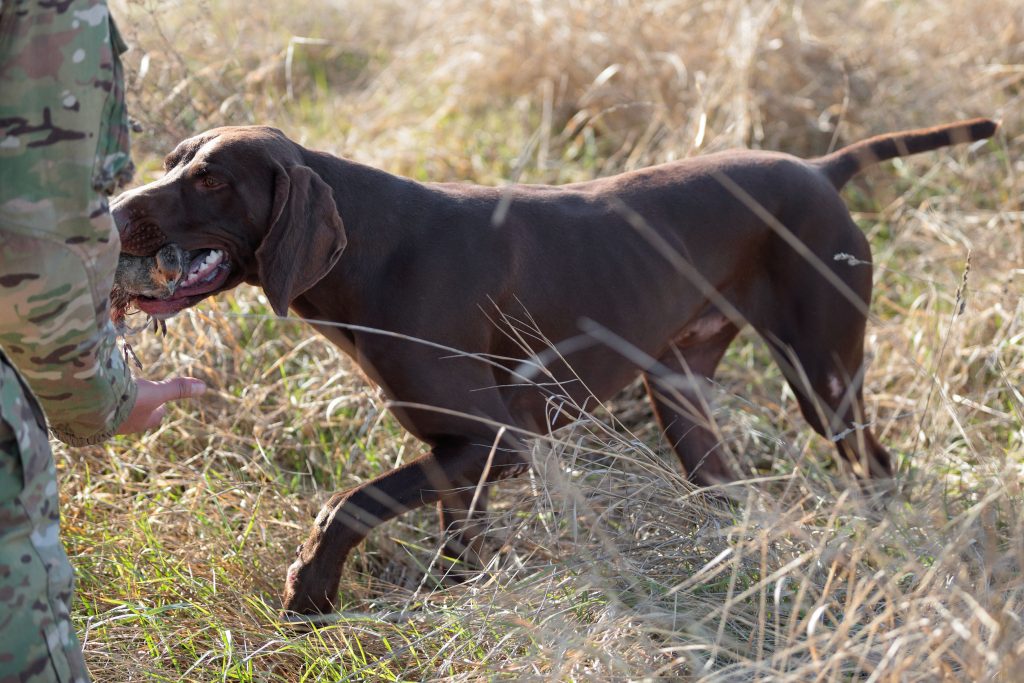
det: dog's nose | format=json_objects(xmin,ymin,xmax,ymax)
[
  {"xmin": 110, "ymin": 201, "xmax": 126, "ymax": 228},
  {"xmin": 119, "ymin": 222, "xmax": 171, "ymax": 256},
  {"xmin": 113, "ymin": 199, "xmax": 172, "ymax": 256}
]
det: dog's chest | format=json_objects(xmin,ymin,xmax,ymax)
[
  {"xmin": 289, "ymin": 298, "xmax": 358, "ymax": 357},
  {"xmin": 310, "ymin": 321, "xmax": 357, "ymax": 358}
]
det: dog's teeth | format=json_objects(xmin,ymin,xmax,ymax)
[
  {"xmin": 200, "ymin": 251, "xmax": 221, "ymax": 269},
  {"xmin": 177, "ymin": 250, "xmax": 226, "ymax": 289}
]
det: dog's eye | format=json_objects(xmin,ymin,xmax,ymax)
[{"xmin": 201, "ymin": 175, "xmax": 224, "ymax": 189}]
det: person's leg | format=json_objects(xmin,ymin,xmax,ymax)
[{"xmin": 0, "ymin": 359, "xmax": 89, "ymax": 683}]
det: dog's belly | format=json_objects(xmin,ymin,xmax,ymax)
[
  {"xmin": 495, "ymin": 308, "xmax": 733, "ymax": 431},
  {"xmin": 499, "ymin": 353, "xmax": 644, "ymax": 430}
]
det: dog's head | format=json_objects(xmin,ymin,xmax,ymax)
[{"xmin": 111, "ymin": 126, "xmax": 346, "ymax": 319}]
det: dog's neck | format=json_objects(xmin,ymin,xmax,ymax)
[{"xmin": 302, "ymin": 147, "xmax": 427, "ymax": 253}]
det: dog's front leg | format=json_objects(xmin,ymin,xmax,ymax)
[{"xmin": 280, "ymin": 434, "xmax": 527, "ymax": 616}]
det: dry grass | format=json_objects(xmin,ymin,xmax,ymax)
[{"xmin": 53, "ymin": 0, "xmax": 1024, "ymax": 680}]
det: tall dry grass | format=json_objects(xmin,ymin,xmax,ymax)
[{"xmin": 54, "ymin": 0, "xmax": 1024, "ymax": 680}]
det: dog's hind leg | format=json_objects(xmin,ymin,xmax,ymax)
[
  {"xmin": 761, "ymin": 326, "xmax": 893, "ymax": 483},
  {"xmin": 751, "ymin": 219, "xmax": 893, "ymax": 484}
]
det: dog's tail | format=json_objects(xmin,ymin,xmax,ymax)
[{"xmin": 812, "ymin": 118, "xmax": 998, "ymax": 189}]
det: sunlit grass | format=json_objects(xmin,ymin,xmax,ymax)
[{"xmin": 54, "ymin": 0, "xmax": 1024, "ymax": 679}]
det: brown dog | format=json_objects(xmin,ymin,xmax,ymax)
[{"xmin": 111, "ymin": 118, "xmax": 997, "ymax": 616}]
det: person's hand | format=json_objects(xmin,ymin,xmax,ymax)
[{"xmin": 116, "ymin": 377, "xmax": 207, "ymax": 435}]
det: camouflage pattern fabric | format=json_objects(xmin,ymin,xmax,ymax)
[
  {"xmin": 0, "ymin": 355, "xmax": 87, "ymax": 683},
  {"xmin": 0, "ymin": 1, "xmax": 140, "ymax": 680},
  {"xmin": 0, "ymin": 0, "xmax": 137, "ymax": 446}
]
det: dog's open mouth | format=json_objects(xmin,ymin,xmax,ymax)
[{"xmin": 134, "ymin": 248, "xmax": 232, "ymax": 317}]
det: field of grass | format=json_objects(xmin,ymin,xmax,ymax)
[{"xmin": 56, "ymin": 0, "xmax": 1023, "ymax": 679}]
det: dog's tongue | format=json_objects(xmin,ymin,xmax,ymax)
[{"xmin": 134, "ymin": 296, "xmax": 190, "ymax": 317}]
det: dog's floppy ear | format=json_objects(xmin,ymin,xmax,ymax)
[{"xmin": 256, "ymin": 165, "xmax": 346, "ymax": 316}]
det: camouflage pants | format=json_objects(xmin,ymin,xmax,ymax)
[{"xmin": 0, "ymin": 357, "xmax": 88, "ymax": 683}]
